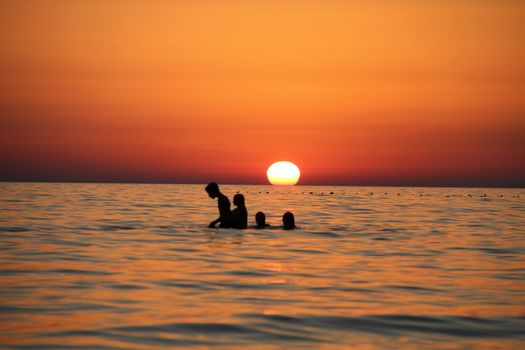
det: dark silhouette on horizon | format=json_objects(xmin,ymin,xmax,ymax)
[
  {"xmin": 231, "ymin": 193, "xmax": 248, "ymax": 229},
  {"xmin": 205, "ymin": 182, "xmax": 298, "ymax": 230},
  {"xmin": 205, "ymin": 182, "xmax": 232, "ymax": 228},
  {"xmin": 254, "ymin": 211, "xmax": 271, "ymax": 229},
  {"xmin": 282, "ymin": 211, "xmax": 297, "ymax": 230}
]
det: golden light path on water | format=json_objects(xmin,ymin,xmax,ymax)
[{"xmin": 0, "ymin": 183, "xmax": 524, "ymax": 349}]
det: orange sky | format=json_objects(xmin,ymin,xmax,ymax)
[{"xmin": 1, "ymin": 0, "xmax": 524, "ymax": 186}]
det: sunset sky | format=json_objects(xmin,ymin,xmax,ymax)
[{"xmin": 1, "ymin": 0, "xmax": 524, "ymax": 186}]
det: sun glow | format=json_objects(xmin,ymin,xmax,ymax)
[{"xmin": 267, "ymin": 161, "xmax": 301, "ymax": 185}]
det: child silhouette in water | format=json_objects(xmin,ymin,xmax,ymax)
[
  {"xmin": 282, "ymin": 212, "xmax": 297, "ymax": 230},
  {"xmin": 231, "ymin": 194, "xmax": 248, "ymax": 229},
  {"xmin": 205, "ymin": 182, "xmax": 232, "ymax": 228},
  {"xmin": 254, "ymin": 211, "xmax": 271, "ymax": 229}
]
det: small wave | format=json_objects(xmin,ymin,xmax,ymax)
[
  {"xmin": 38, "ymin": 321, "xmax": 320, "ymax": 347},
  {"xmin": 0, "ymin": 269, "xmax": 114, "ymax": 276},
  {"xmin": 239, "ymin": 313, "xmax": 525, "ymax": 338},
  {"xmin": 45, "ymin": 239, "xmax": 92, "ymax": 247},
  {"xmin": 114, "ymin": 322, "xmax": 320, "ymax": 342},
  {"xmin": 307, "ymin": 231, "xmax": 341, "ymax": 237},
  {"xmin": 309, "ymin": 286, "xmax": 379, "ymax": 294},
  {"xmin": 478, "ymin": 247, "xmax": 521, "ymax": 255},
  {"xmin": 45, "ymin": 330, "xmax": 217, "ymax": 347},
  {"xmin": 238, "ymin": 296, "xmax": 296, "ymax": 304},
  {"xmin": 49, "ymin": 269, "xmax": 115, "ymax": 276},
  {"xmin": 99, "ymin": 225, "xmax": 139, "ymax": 231},
  {"xmin": 104, "ymin": 283, "xmax": 147, "ymax": 290},
  {"xmin": 168, "ymin": 247, "xmax": 200, "ymax": 253},
  {"xmin": 449, "ymin": 247, "xmax": 521, "ymax": 255},
  {"xmin": 0, "ymin": 303, "xmax": 136, "ymax": 314},
  {"xmin": 349, "ymin": 208, "xmax": 376, "ymax": 213},
  {"xmin": 380, "ymin": 228, "xmax": 399, "ymax": 233},
  {"xmin": 131, "ymin": 203, "xmax": 159, "ymax": 208},
  {"xmin": 0, "ymin": 269, "xmax": 36, "ymax": 275},
  {"xmin": 384, "ymin": 285, "xmax": 443, "ymax": 293},
  {"xmin": 11, "ymin": 344, "xmax": 124, "ymax": 350},
  {"xmin": 0, "ymin": 226, "xmax": 31, "ymax": 232},
  {"xmin": 224, "ymin": 270, "xmax": 274, "ymax": 277},
  {"xmin": 208, "ymin": 281, "xmax": 284, "ymax": 290},
  {"xmin": 155, "ymin": 280, "xmax": 215, "ymax": 290},
  {"xmin": 285, "ymin": 248, "xmax": 328, "ymax": 254}
]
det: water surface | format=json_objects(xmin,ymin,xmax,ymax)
[{"xmin": 0, "ymin": 183, "xmax": 524, "ymax": 349}]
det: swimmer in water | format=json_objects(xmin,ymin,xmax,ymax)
[
  {"xmin": 282, "ymin": 211, "xmax": 297, "ymax": 230},
  {"xmin": 231, "ymin": 193, "xmax": 248, "ymax": 229},
  {"xmin": 254, "ymin": 211, "xmax": 271, "ymax": 229}
]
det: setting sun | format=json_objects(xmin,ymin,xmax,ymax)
[{"xmin": 267, "ymin": 161, "xmax": 301, "ymax": 185}]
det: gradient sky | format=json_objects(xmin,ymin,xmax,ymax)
[{"xmin": 1, "ymin": 0, "xmax": 524, "ymax": 186}]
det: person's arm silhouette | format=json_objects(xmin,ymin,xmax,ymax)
[{"xmin": 209, "ymin": 217, "xmax": 220, "ymax": 228}]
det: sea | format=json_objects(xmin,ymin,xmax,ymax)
[{"xmin": 0, "ymin": 183, "xmax": 524, "ymax": 349}]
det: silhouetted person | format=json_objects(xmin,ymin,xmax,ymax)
[
  {"xmin": 231, "ymin": 194, "xmax": 248, "ymax": 229},
  {"xmin": 205, "ymin": 182, "xmax": 232, "ymax": 228},
  {"xmin": 282, "ymin": 211, "xmax": 297, "ymax": 230},
  {"xmin": 254, "ymin": 211, "xmax": 270, "ymax": 229}
]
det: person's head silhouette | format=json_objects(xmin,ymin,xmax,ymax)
[
  {"xmin": 255, "ymin": 211, "xmax": 267, "ymax": 227},
  {"xmin": 233, "ymin": 193, "xmax": 245, "ymax": 207},
  {"xmin": 282, "ymin": 211, "xmax": 296, "ymax": 230},
  {"xmin": 205, "ymin": 182, "xmax": 220, "ymax": 198}
]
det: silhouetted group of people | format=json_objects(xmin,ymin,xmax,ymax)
[{"xmin": 205, "ymin": 182, "xmax": 296, "ymax": 230}]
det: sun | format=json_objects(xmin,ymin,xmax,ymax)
[{"xmin": 267, "ymin": 161, "xmax": 301, "ymax": 185}]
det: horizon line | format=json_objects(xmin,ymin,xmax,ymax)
[{"xmin": 0, "ymin": 180, "xmax": 523, "ymax": 190}]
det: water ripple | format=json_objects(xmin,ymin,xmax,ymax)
[{"xmin": 1, "ymin": 183, "xmax": 523, "ymax": 349}]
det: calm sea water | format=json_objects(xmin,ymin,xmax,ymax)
[{"xmin": 0, "ymin": 183, "xmax": 524, "ymax": 349}]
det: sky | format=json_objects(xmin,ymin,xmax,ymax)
[{"xmin": 1, "ymin": 0, "xmax": 524, "ymax": 187}]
